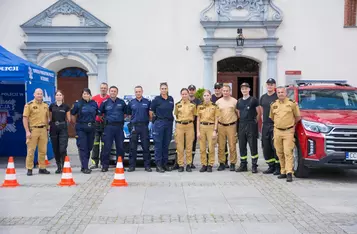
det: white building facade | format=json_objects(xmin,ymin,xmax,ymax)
[{"xmin": 1, "ymin": 0, "xmax": 357, "ymax": 101}]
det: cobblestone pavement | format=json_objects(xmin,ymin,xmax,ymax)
[{"xmin": 1, "ymin": 139, "xmax": 357, "ymax": 234}]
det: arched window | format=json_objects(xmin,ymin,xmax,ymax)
[{"xmin": 57, "ymin": 67, "xmax": 88, "ymax": 78}]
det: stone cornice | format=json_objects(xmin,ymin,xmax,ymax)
[{"xmin": 203, "ymin": 38, "xmax": 280, "ymax": 48}]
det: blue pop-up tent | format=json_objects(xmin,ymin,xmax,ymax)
[{"xmin": 0, "ymin": 45, "xmax": 55, "ymax": 161}]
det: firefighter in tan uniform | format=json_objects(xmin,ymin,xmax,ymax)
[
  {"xmin": 174, "ymin": 88, "xmax": 197, "ymax": 172},
  {"xmin": 197, "ymin": 90, "xmax": 220, "ymax": 173},
  {"xmin": 216, "ymin": 85, "xmax": 238, "ymax": 171},
  {"xmin": 23, "ymin": 88, "xmax": 51, "ymax": 176},
  {"xmin": 269, "ymin": 86, "xmax": 301, "ymax": 182}
]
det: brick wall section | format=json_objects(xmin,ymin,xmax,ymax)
[{"xmin": 345, "ymin": 0, "xmax": 357, "ymax": 26}]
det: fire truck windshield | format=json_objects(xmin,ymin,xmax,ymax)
[{"xmin": 298, "ymin": 89, "xmax": 357, "ymax": 110}]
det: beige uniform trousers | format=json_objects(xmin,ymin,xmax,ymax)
[{"xmin": 26, "ymin": 128, "xmax": 48, "ymax": 169}]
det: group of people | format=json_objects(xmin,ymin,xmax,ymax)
[{"xmin": 22, "ymin": 78, "xmax": 300, "ymax": 182}]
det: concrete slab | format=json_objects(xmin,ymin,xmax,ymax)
[
  {"xmin": 242, "ymin": 222, "xmax": 300, "ymax": 234},
  {"xmin": 191, "ymin": 223, "xmax": 246, "ymax": 234},
  {"xmin": 0, "ymin": 187, "xmax": 76, "ymax": 217},
  {"xmin": 137, "ymin": 223, "xmax": 191, "ymax": 234},
  {"xmin": 184, "ymin": 187, "xmax": 233, "ymax": 215},
  {"xmin": 95, "ymin": 187, "xmax": 146, "ymax": 216},
  {"xmin": 0, "ymin": 226, "xmax": 43, "ymax": 234},
  {"xmin": 141, "ymin": 187, "xmax": 187, "ymax": 215},
  {"xmin": 83, "ymin": 224, "xmax": 138, "ymax": 234}
]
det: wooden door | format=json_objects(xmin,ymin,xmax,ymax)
[
  {"xmin": 217, "ymin": 72, "xmax": 259, "ymax": 99},
  {"xmin": 217, "ymin": 74, "xmax": 238, "ymax": 99},
  {"xmin": 57, "ymin": 68, "xmax": 88, "ymax": 138}
]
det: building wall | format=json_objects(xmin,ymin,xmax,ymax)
[{"xmin": 0, "ymin": 0, "xmax": 356, "ymax": 100}]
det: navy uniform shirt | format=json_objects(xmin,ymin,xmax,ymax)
[
  {"xmin": 259, "ymin": 92, "xmax": 278, "ymax": 124},
  {"xmin": 150, "ymin": 95, "xmax": 174, "ymax": 121},
  {"xmin": 236, "ymin": 96, "xmax": 259, "ymax": 123},
  {"xmin": 70, "ymin": 99, "xmax": 98, "ymax": 123},
  {"xmin": 127, "ymin": 97, "xmax": 151, "ymax": 123},
  {"xmin": 99, "ymin": 97, "xmax": 127, "ymax": 123},
  {"xmin": 49, "ymin": 103, "xmax": 70, "ymax": 122}
]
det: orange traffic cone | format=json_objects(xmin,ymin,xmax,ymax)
[
  {"xmin": 58, "ymin": 156, "xmax": 76, "ymax": 186},
  {"xmin": 111, "ymin": 156, "xmax": 128, "ymax": 187},
  {"xmin": 45, "ymin": 155, "xmax": 50, "ymax": 165},
  {"xmin": 1, "ymin": 157, "xmax": 20, "ymax": 187}
]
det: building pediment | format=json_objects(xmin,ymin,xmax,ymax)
[{"xmin": 21, "ymin": 0, "xmax": 109, "ymax": 28}]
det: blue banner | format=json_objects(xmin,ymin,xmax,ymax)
[{"xmin": 0, "ymin": 84, "xmax": 26, "ymax": 156}]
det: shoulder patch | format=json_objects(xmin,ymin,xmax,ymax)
[
  {"xmin": 27, "ymin": 101, "xmax": 33, "ymax": 105},
  {"xmin": 289, "ymin": 99, "xmax": 296, "ymax": 103}
]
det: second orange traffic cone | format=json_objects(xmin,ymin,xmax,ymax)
[
  {"xmin": 58, "ymin": 156, "xmax": 76, "ymax": 186},
  {"xmin": 111, "ymin": 156, "xmax": 128, "ymax": 187},
  {"xmin": 45, "ymin": 155, "xmax": 50, "ymax": 165},
  {"xmin": 1, "ymin": 157, "xmax": 20, "ymax": 187}
]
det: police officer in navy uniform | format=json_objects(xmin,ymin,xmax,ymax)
[
  {"xmin": 150, "ymin": 82, "xmax": 174, "ymax": 173},
  {"xmin": 127, "ymin": 86, "xmax": 152, "ymax": 172},
  {"xmin": 71, "ymin": 88, "xmax": 98, "ymax": 174},
  {"xmin": 49, "ymin": 90, "xmax": 70, "ymax": 174},
  {"xmin": 99, "ymin": 86, "xmax": 127, "ymax": 172},
  {"xmin": 260, "ymin": 78, "xmax": 280, "ymax": 175}
]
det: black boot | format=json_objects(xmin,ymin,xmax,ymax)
[
  {"xmin": 55, "ymin": 162, "xmax": 62, "ymax": 174},
  {"xmin": 178, "ymin": 166, "xmax": 184, "ymax": 172},
  {"xmin": 229, "ymin": 164, "xmax": 235, "ymax": 171},
  {"xmin": 217, "ymin": 163, "xmax": 226, "ymax": 171},
  {"xmin": 286, "ymin": 173, "xmax": 293, "ymax": 182},
  {"xmin": 207, "ymin": 165, "xmax": 213, "ymax": 173},
  {"xmin": 200, "ymin": 165, "xmax": 207, "ymax": 172},
  {"xmin": 186, "ymin": 165, "xmax": 192, "ymax": 172},
  {"xmin": 273, "ymin": 164, "xmax": 281, "ymax": 175},
  {"xmin": 156, "ymin": 166, "xmax": 165, "ymax": 173},
  {"xmin": 236, "ymin": 163, "xmax": 248, "ymax": 172},
  {"xmin": 27, "ymin": 169, "xmax": 33, "ymax": 176},
  {"xmin": 252, "ymin": 164, "xmax": 258, "ymax": 174},
  {"xmin": 39, "ymin": 169, "xmax": 51, "ymax": 174},
  {"xmin": 163, "ymin": 165, "xmax": 172, "ymax": 172},
  {"xmin": 263, "ymin": 164, "xmax": 275, "ymax": 174},
  {"xmin": 278, "ymin": 174, "xmax": 287, "ymax": 179}
]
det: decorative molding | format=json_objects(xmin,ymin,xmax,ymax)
[
  {"xmin": 200, "ymin": 0, "xmax": 215, "ymax": 21},
  {"xmin": 21, "ymin": 0, "xmax": 110, "ymax": 28},
  {"xmin": 200, "ymin": 0, "xmax": 283, "ymax": 22},
  {"xmin": 37, "ymin": 50, "xmax": 98, "ymax": 75},
  {"xmin": 203, "ymin": 37, "xmax": 279, "ymax": 48},
  {"xmin": 200, "ymin": 45, "xmax": 219, "ymax": 59}
]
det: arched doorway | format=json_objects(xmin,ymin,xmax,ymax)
[
  {"xmin": 57, "ymin": 67, "xmax": 88, "ymax": 138},
  {"xmin": 217, "ymin": 57, "xmax": 260, "ymax": 100}
]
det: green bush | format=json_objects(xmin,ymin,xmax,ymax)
[{"xmin": 194, "ymin": 88, "xmax": 205, "ymax": 101}]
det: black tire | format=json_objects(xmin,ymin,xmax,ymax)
[{"xmin": 293, "ymin": 136, "xmax": 310, "ymax": 178}]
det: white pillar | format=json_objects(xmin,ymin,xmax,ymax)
[
  {"xmin": 264, "ymin": 46, "xmax": 281, "ymax": 81},
  {"xmin": 200, "ymin": 46, "xmax": 218, "ymax": 89}
]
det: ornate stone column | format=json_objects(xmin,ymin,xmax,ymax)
[
  {"xmin": 94, "ymin": 50, "xmax": 110, "ymax": 87},
  {"xmin": 264, "ymin": 46, "xmax": 281, "ymax": 80},
  {"xmin": 200, "ymin": 45, "xmax": 218, "ymax": 89}
]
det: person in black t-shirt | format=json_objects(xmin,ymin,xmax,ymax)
[
  {"xmin": 49, "ymin": 90, "xmax": 71, "ymax": 174},
  {"xmin": 235, "ymin": 83, "xmax": 261, "ymax": 173},
  {"xmin": 259, "ymin": 78, "xmax": 280, "ymax": 175}
]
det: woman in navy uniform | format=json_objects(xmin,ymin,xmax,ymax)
[
  {"xmin": 49, "ymin": 90, "xmax": 70, "ymax": 174},
  {"xmin": 150, "ymin": 82, "xmax": 174, "ymax": 173},
  {"xmin": 71, "ymin": 88, "xmax": 98, "ymax": 174}
]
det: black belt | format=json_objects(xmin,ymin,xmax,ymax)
[
  {"xmin": 78, "ymin": 122, "xmax": 95, "ymax": 126},
  {"xmin": 107, "ymin": 122, "xmax": 124, "ymax": 126},
  {"xmin": 51, "ymin": 121, "xmax": 66, "ymax": 126},
  {"xmin": 201, "ymin": 122, "xmax": 214, "ymax": 125},
  {"xmin": 32, "ymin": 125, "xmax": 46, "ymax": 128},
  {"xmin": 219, "ymin": 122, "xmax": 236, "ymax": 126},
  {"xmin": 176, "ymin": 120, "xmax": 193, "ymax": 125},
  {"xmin": 276, "ymin": 126, "xmax": 293, "ymax": 131}
]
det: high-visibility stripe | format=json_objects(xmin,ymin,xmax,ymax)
[
  {"xmin": 251, "ymin": 154, "xmax": 259, "ymax": 159},
  {"xmin": 116, "ymin": 162, "xmax": 123, "ymax": 168},
  {"xmin": 5, "ymin": 174, "xmax": 17, "ymax": 180},
  {"xmin": 61, "ymin": 173, "xmax": 73, "ymax": 179},
  {"xmin": 6, "ymin": 168, "xmax": 16, "ymax": 174},
  {"xmin": 266, "ymin": 158, "xmax": 275, "ymax": 163},
  {"xmin": 240, "ymin": 156, "xmax": 248, "ymax": 160},
  {"xmin": 93, "ymin": 142, "xmax": 100, "ymax": 145},
  {"xmin": 62, "ymin": 167, "xmax": 72, "ymax": 173},
  {"xmin": 225, "ymin": 152, "xmax": 229, "ymax": 155},
  {"xmin": 7, "ymin": 162, "xmax": 14, "ymax": 169},
  {"xmin": 275, "ymin": 160, "xmax": 280, "ymax": 163},
  {"xmin": 64, "ymin": 162, "xmax": 71, "ymax": 168},
  {"xmin": 114, "ymin": 174, "xmax": 125, "ymax": 180},
  {"xmin": 100, "ymin": 142, "xmax": 104, "ymax": 145}
]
